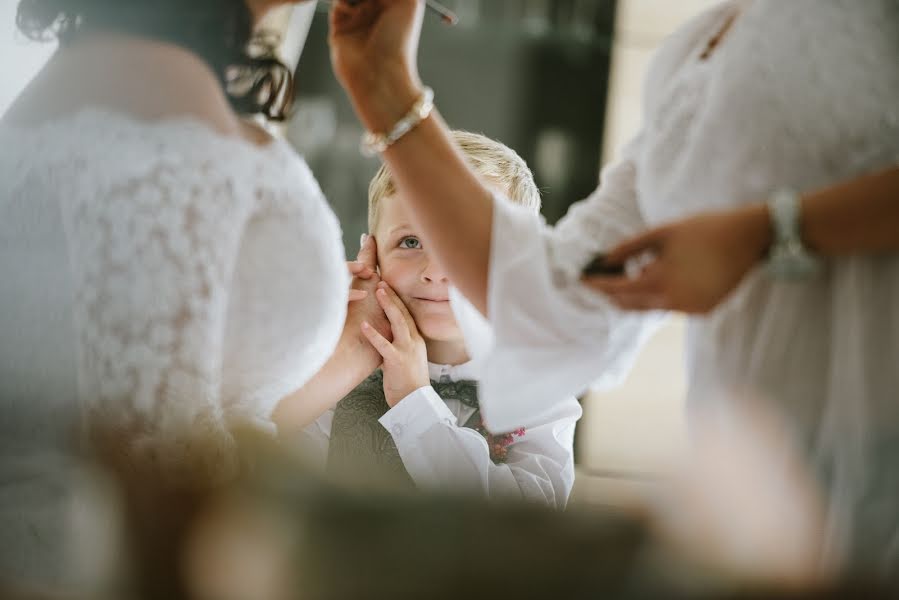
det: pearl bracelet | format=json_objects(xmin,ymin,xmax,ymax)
[{"xmin": 360, "ymin": 87, "xmax": 435, "ymax": 157}]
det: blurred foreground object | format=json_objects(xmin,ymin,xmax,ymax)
[{"xmin": 3, "ymin": 428, "xmax": 896, "ymax": 600}]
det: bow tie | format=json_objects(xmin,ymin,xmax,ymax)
[{"xmin": 430, "ymin": 378, "xmax": 479, "ymax": 410}]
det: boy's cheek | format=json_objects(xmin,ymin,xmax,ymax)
[{"xmin": 378, "ymin": 266, "xmax": 409, "ymax": 297}]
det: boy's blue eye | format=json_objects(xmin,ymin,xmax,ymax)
[{"xmin": 400, "ymin": 236, "xmax": 422, "ymax": 250}]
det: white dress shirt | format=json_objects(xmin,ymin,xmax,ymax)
[{"xmin": 304, "ymin": 360, "xmax": 581, "ymax": 509}]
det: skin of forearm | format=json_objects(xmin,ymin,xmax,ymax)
[
  {"xmin": 348, "ymin": 71, "xmax": 493, "ymax": 314},
  {"xmin": 273, "ymin": 333, "xmax": 381, "ymax": 433},
  {"xmin": 801, "ymin": 164, "xmax": 899, "ymax": 256},
  {"xmin": 381, "ymin": 112, "xmax": 494, "ymax": 315}
]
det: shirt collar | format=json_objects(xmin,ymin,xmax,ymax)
[{"xmin": 428, "ymin": 357, "xmax": 482, "ymax": 383}]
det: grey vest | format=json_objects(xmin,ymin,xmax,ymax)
[{"xmin": 327, "ymin": 370, "xmax": 488, "ymax": 489}]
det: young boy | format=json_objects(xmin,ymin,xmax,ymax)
[{"xmin": 311, "ymin": 131, "xmax": 581, "ymax": 509}]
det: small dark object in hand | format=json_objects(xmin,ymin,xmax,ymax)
[{"xmin": 583, "ymin": 254, "xmax": 625, "ymax": 277}]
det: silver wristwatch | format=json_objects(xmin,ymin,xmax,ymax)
[{"xmin": 765, "ymin": 188, "xmax": 822, "ymax": 279}]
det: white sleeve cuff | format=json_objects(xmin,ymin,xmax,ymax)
[{"xmin": 378, "ymin": 386, "xmax": 456, "ymax": 444}]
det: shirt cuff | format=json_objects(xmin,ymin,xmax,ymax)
[{"xmin": 379, "ymin": 386, "xmax": 457, "ymax": 443}]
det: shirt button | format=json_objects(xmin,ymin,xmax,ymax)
[
  {"xmin": 443, "ymin": 418, "xmax": 454, "ymax": 426},
  {"xmin": 391, "ymin": 424, "xmax": 404, "ymax": 437}
]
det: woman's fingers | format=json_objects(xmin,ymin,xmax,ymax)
[
  {"xmin": 355, "ymin": 234, "xmax": 378, "ymax": 270},
  {"xmin": 329, "ymin": 0, "xmax": 379, "ymax": 36},
  {"xmin": 348, "ymin": 289, "xmax": 369, "ymax": 302},
  {"xmin": 582, "ymin": 262, "xmax": 672, "ymax": 311},
  {"xmin": 348, "ymin": 237, "xmax": 379, "ymax": 287},
  {"xmin": 361, "ymin": 320, "xmax": 396, "ymax": 360},
  {"xmin": 583, "ymin": 260, "xmax": 663, "ymax": 295},
  {"xmin": 347, "ymin": 261, "xmax": 375, "ymax": 279},
  {"xmin": 605, "ymin": 227, "xmax": 667, "ymax": 265}
]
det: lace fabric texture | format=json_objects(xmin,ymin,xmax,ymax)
[{"xmin": 0, "ymin": 109, "xmax": 349, "ymax": 483}]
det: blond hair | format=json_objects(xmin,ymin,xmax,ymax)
[{"xmin": 367, "ymin": 130, "xmax": 541, "ymax": 232}]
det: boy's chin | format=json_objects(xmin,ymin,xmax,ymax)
[{"xmin": 416, "ymin": 319, "xmax": 464, "ymax": 344}]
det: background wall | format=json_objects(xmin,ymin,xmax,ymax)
[{"xmin": 0, "ymin": 1, "xmax": 55, "ymax": 116}]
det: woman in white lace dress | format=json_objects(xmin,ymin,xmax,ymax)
[
  {"xmin": 0, "ymin": 0, "xmax": 387, "ymax": 588},
  {"xmin": 329, "ymin": 0, "xmax": 899, "ymax": 578}
]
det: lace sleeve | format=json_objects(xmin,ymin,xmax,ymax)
[
  {"xmin": 220, "ymin": 179, "xmax": 349, "ymax": 432},
  {"xmin": 67, "ymin": 152, "xmax": 347, "ymax": 484}
]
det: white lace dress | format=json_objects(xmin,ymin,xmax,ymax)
[{"xmin": 0, "ymin": 109, "xmax": 349, "ymax": 583}]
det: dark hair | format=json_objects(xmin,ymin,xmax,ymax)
[{"xmin": 15, "ymin": 0, "xmax": 295, "ymax": 121}]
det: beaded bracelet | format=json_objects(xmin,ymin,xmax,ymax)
[{"xmin": 360, "ymin": 87, "xmax": 435, "ymax": 157}]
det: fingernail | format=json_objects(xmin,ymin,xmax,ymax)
[
  {"xmin": 360, "ymin": 233, "xmax": 369, "ymax": 248},
  {"xmin": 377, "ymin": 281, "xmax": 387, "ymax": 289},
  {"xmin": 361, "ymin": 321, "xmax": 370, "ymax": 329}
]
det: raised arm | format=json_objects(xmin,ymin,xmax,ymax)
[
  {"xmin": 327, "ymin": 0, "xmax": 660, "ymax": 432},
  {"xmin": 329, "ymin": 0, "xmax": 493, "ymax": 313},
  {"xmin": 272, "ymin": 236, "xmax": 391, "ymax": 432}
]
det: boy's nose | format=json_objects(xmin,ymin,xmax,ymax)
[{"xmin": 420, "ymin": 258, "xmax": 449, "ymax": 284}]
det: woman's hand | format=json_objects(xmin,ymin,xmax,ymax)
[
  {"xmin": 345, "ymin": 235, "xmax": 392, "ymax": 348},
  {"xmin": 360, "ymin": 282, "xmax": 429, "ymax": 407},
  {"xmin": 328, "ymin": 0, "xmax": 425, "ymax": 133},
  {"xmin": 583, "ymin": 204, "xmax": 772, "ymax": 314},
  {"xmin": 272, "ymin": 236, "xmax": 390, "ymax": 432}
]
